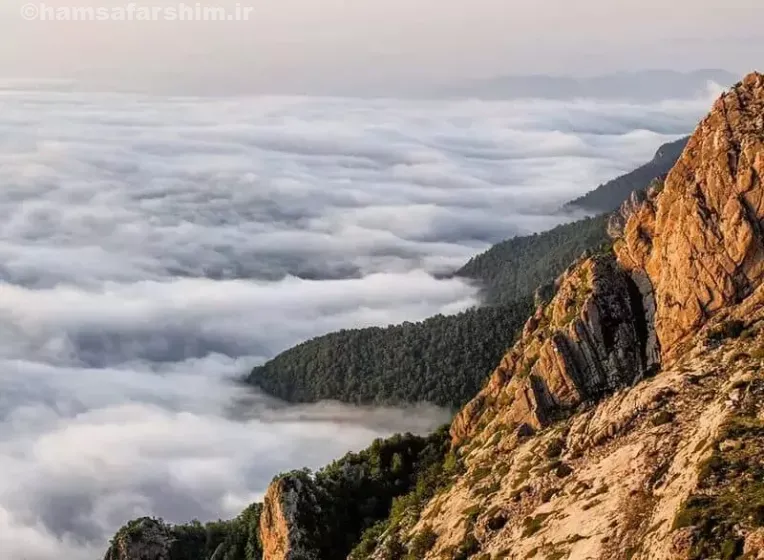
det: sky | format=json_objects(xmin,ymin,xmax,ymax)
[
  {"xmin": 0, "ymin": 88, "xmax": 714, "ymax": 559},
  {"xmin": 1, "ymin": 0, "xmax": 762, "ymax": 95}
]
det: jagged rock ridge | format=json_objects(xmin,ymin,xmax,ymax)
[
  {"xmin": 450, "ymin": 72, "xmax": 764, "ymax": 448},
  {"xmin": 450, "ymin": 253, "xmax": 654, "ymax": 446}
]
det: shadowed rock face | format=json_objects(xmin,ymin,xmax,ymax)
[
  {"xmin": 450, "ymin": 253, "xmax": 652, "ymax": 446},
  {"xmin": 260, "ymin": 475, "xmax": 320, "ymax": 560}
]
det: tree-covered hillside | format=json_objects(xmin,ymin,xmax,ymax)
[
  {"xmin": 268, "ymin": 428, "xmax": 454, "ymax": 559},
  {"xmin": 456, "ymin": 214, "xmax": 610, "ymax": 306},
  {"xmin": 105, "ymin": 504, "xmax": 264, "ymax": 560},
  {"xmin": 248, "ymin": 300, "xmax": 534, "ymax": 408},
  {"xmin": 105, "ymin": 429, "xmax": 453, "ymax": 560},
  {"xmin": 564, "ymin": 136, "xmax": 688, "ymax": 212}
]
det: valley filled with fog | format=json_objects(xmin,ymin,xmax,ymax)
[{"xmin": 0, "ymin": 89, "xmax": 712, "ymax": 559}]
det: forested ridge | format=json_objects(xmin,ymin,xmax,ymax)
[
  {"xmin": 248, "ymin": 214, "xmax": 616, "ymax": 407},
  {"xmin": 564, "ymin": 136, "xmax": 688, "ymax": 212},
  {"xmin": 248, "ymin": 300, "xmax": 533, "ymax": 408},
  {"xmin": 456, "ymin": 214, "xmax": 610, "ymax": 306},
  {"xmin": 267, "ymin": 428, "xmax": 454, "ymax": 559},
  {"xmin": 105, "ymin": 504, "xmax": 264, "ymax": 560},
  {"xmin": 246, "ymin": 140, "xmax": 679, "ymax": 408}
]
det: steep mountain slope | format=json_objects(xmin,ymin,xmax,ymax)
[
  {"xmin": 252, "ymin": 72, "xmax": 764, "ymax": 560},
  {"xmin": 615, "ymin": 74, "xmax": 764, "ymax": 354},
  {"xmin": 456, "ymin": 215, "xmax": 610, "ymax": 306},
  {"xmin": 564, "ymin": 136, "xmax": 688, "ymax": 213}
]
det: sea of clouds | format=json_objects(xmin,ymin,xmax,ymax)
[{"xmin": 0, "ymin": 88, "xmax": 714, "ymax": 559}]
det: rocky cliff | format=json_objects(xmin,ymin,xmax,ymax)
[
  {"xmin": 260, "ymin": 474, "xmax": 321, "ymax": 560},
  {"xmin": 449, "ymin": 252, "xmax": 653, "ymax": 447},
  {"xmin": 104, "ymin": 518, "xmax": 178, "ymax": 560},
  {"xmin": 615, "ymin": 71, "xmax": 764, "ymax": 356},
  {"xmin": 344, "ymin": 72, "xmax": 764, "ymax": 559},
  {"xmin": 447, "ymin": 71, "xmax": 764, "ymax": 450}
]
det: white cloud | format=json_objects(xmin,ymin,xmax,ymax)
[{"xmin": 0, "ymin": 90, "xmax": 711, "ymax": 559}]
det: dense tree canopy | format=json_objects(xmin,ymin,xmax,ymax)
[
  {"xmin": 275, "ymin": 427, "xmax": 454, "ymax": 559},
  {"xmin": 107, "ymin": 503, "xmax": 263, "ymax": 560},
  {"xmin": 107, "ymin": 430, "xmax": 453, "ymax": 560},
  {"xmin": 456, "ymin": 214, "xmax": 610, "ymax": 306},
  {"xmin": 248, "ymin": 300, "xmax": 534, "ymax": 408}
]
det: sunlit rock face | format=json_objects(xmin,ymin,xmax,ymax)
[{"xmin": 616, "ymin": 71, "xmax": 764, "ymax": 357}]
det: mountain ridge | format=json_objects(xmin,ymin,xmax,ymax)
[
  {"xmin": 440, "ymin": 69, "xmax": 737, "ymax": 102},
  {"xmin": 564, "ymin": 136, "xmax": 688, "ymax": 213}
]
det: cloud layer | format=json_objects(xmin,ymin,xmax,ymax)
[{"xmin": 0, "ymin": 90, "xmax": 712, "ymax": 559}]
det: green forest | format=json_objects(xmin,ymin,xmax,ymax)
[
  {"xmin": 456, "ymin": 214, "xmax": 610, "ymax": 305},
  {"xmin": 106, "ymin": 503, "xmax": 264, "ymax": 560},
  {"xmin": 247, "ymin": 215, "xmax": 613, "ymax": 408},
  {"xmin": 248, "ymin": 300, "xmax": 533, "ymax": 408}
]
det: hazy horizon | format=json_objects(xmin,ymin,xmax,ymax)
[{"xmin": 1, "ymin": 0, "xmax": 761, "ymax": 96}]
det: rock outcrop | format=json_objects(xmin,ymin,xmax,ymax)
[
  {"xmin": 103, "ymin": 504, "xmax": 264, "ymax": 560},
  {"xmin": 260, "ymin": 474, "xmax": 320, "ymax": 560},
  {"xmin": 451, "ymin": 253, "xmax": 653, "ymax": 446},
  {"xmin": 103, "ymin": 518, "xmax": 177, "ymax": 560},
  {"xmin": 615, "ymin": 71, "xmax": 764, "ymax": 357}
]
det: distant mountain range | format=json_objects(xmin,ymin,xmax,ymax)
[{"xmin": 440, "ymin": 69, "xmax": 738, "ymax": 101}]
